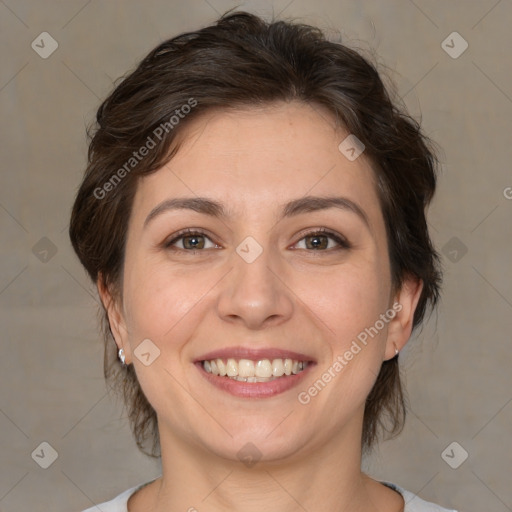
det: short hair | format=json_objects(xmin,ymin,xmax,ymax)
[{"xmin": 69, "ymin": 10, "xmax": 442, "ymax": 457}]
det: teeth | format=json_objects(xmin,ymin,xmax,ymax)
[
  {"xmin": 231, "ymin": 375, "xmax": 277, "ymax": 383},
  {"xmin": 226, "ymin": 358, "xmax": 238, "ymax": 377},
  {"xmin": 272, "ymin": 359, "xmax": 285, "ymax": 377},
  {"xmin": 202, "ymin": 357, "xmax": 309, "ymax": 379},
  {"xmin": 216, "ymin": 359, "xmax": 227, "ymax": 376},
  {"xmin": 238, "ymin": 359, "xmax": 254, "ymax": 378},
  {"xmin": 255, "ymin": 359, "xmax": 273, "ymax": 378}
]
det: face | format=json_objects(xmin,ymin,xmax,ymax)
[{"xmin": 103, "ymin": 101, "xmax": 421, "ymax": 465}]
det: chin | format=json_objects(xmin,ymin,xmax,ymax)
[{"xmin": 200, "ymin": 423, "xmax": 310, "ymax": 465}]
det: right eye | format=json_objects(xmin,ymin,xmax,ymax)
[{"xmin": 164, "ymin": 229, "xmax": 220, "ymax": 252}]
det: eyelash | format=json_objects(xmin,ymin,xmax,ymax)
[{"xmin": 163, "ymin": 227, "xmax": 351, "ymax": 253}]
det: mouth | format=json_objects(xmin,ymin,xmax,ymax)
[
  {"xmin": 201, "ymin": 357, "xmax": 310, "ymax": 382},
  {"xmin": 194, "ymin": 348, "xmax": 316, "ymax": 398}
]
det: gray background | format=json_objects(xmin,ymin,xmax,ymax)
[{"xmin": 1, "ymin": 1, "xmax": 511, "ymax": 511}]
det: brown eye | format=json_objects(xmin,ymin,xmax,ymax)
[
  {"xmin": 182, "ymin": 234, "xmax": 205, "ymax": 249},
  {"xmin": 294, "ymin": 229, "xmax": 350, "ymax": 251},
  {"xmin": 165, "ymin": 230, "xmax": 218, "ymax": 251},
  {"xmin": 305, "ymin": 234, "xmax": 329, "ymax": 250}
]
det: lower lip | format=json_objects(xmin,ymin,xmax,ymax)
[{"xmin": 195, "ymin": 362, "xmax": 315, "ymax": 398}]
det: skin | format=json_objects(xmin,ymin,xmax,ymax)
[{"xmin": 99, "ymin": 101, "xmax": 422, "ymax": 512}]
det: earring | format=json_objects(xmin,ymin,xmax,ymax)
[
  {"xmin": 394, "ymin": 343, "xmax": 399, "ymax": 357},
  {"xmin": 118, "ymin": 348, "xmax": 126, "ymax": 365}
]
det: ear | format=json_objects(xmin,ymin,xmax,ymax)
[
  {"xmin": 384, "ymin": 275, "xmax": 424, "ymax": 361},
  {"xmin": 97, "ymin": 273, "xmax": 131, "ymax": 364}
]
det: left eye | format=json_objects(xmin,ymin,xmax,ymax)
[{"xmin": 294, "ymin": 230, "xmax": 349, "ymax": 250}]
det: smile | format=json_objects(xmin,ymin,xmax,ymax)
[
  {"xmin": 202, "ymin": 358, "xmax": 309, "ymax": 382},
  {"xmin": 196, "ymin": 357, "xmax": 315, "ymax": 398}
]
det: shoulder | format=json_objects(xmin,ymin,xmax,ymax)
[
  {"xmin": 80, "ymin": 481, "xmax": 152, "ymax": 512},
  {"xmin": 381, "ymin": 481, "xmax": 458, "ymax": 512}
]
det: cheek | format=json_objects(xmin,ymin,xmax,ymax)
[
  {"xmin": 311, "ymin": 260, "xmax": 390, "ymax": 346},
  {"xmin": 304, "ymin": 259, "xmax": 391, "ymax": 395},
  {"xmin": 122, "ymin": 257, "xmax": 218, "ymax": 350},
  {"xmin": 122, "ymin": 265, "xmax": 169, "ymax": 340},
  {"xmin": 120, "ymin": 261, "xmax": 209, "ymax": 421},
  {"xmin": 326, "ymin": 269, "xmax": 391, "ymax": 391}
]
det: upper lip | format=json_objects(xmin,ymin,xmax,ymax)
[{"xmin": 195, "ymin": 346, "xmax": 316, "ymax": 363}]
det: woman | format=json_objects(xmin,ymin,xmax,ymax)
[{"xmin": 70, "ymin": 10, "xmax": 456, "ymax": 512}]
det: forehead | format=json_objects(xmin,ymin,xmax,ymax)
[{"xmin": 132, "ymin": 101, "xmax": 382, "ymax": 227}]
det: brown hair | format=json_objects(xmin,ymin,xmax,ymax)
[{"xmin": 69, "ymin": 10, "xmax": 442, "ymax": 458}]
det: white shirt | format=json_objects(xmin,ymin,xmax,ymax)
[{"xmin": 81, "ymin": 480, "xmax": 457, "ymax": 511}]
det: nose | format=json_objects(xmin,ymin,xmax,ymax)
[{"xmin": 216, "ymin": 245, "xmax": 294, "ymax": 330}]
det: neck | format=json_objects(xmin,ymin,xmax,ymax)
[{"xmin": 147, "ymin": 417, "xmax": 385, "ymax": 512}]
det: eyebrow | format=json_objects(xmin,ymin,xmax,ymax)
[{"xmin": 143, "ymin": 195, "xmax": 370, "ymax": 229}]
